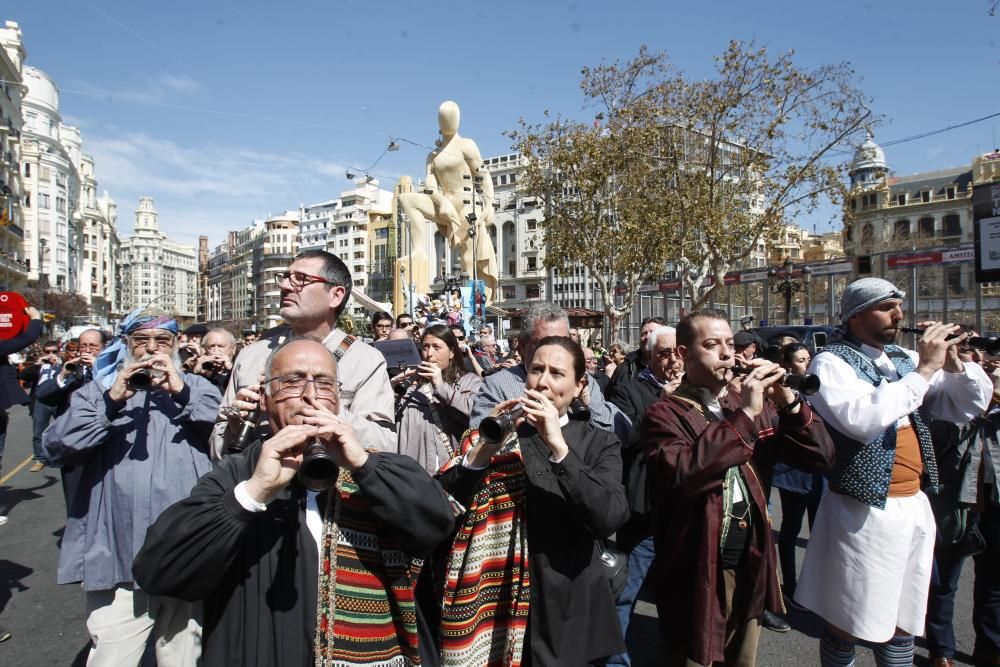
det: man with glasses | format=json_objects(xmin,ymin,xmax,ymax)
[
  {"xmin": 371, "ymin": 312, "xmax": 393, "ymax": 343},
  {"xmin": 134, "ymin": 337, "xmax": 454, "ymax": 666},
  {"xmin": 42, "ymin": 308, "xmax": 221, "ymax": 665},
  {"xmin": 214, "ymin": 250, "xmax": 394, "ymax": 458}
]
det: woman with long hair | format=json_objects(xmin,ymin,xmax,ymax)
[
  {"xmin": 394, "ymin": 323, "xmax": 482, "ymax": 474},
  {"xmin": 436, "ymin": 336, "xmax": 629, "ymax": 665}
]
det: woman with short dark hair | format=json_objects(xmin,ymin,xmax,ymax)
[{"xmin": 436, "ymin": 336, "xmax": 629, "ymax": 665}]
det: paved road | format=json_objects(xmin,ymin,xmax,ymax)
[{"xmin": 0, "ymin": 406, "xmax": 983, "ymax": 665}]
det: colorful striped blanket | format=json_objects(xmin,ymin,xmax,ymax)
[
  {"xmin": 314, "ymin": 468, "xmax": 423, "ymax": 667},
  {"xmin": 439, "ymin": 430, "xmax": 531, "ymax": 667}
]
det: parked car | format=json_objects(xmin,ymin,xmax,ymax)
[{"xmin": 750, "ymin": 325, "xmax": 839, "ymax": 357}]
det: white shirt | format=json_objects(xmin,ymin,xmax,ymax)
[{"xmin": 808, "ymin": 342, "xmax": 992, "ymax": 445}]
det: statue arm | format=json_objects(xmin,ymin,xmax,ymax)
[{"xmin": 423, "ymin": 152, "xmax": 439, "ymax": 194}]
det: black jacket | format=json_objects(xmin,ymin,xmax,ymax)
[
  {"xmin": 0, "ymin": 319, "xmax": 42, "ymax": 411},
  {"xmin": 134, "ymin": 443, "xmax": 455, "ymax": 667},
  {"xmin": 609, "ymin": 349, "xmax": 645, "ymax": 390},
  {"xmin": 437, "ymin": 420, "xmax": 630, "ymax": 664}
]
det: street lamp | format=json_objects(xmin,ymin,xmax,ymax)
[{"xmin": 768, "ymin": 257, "xmax": 810, "ymax": 325}]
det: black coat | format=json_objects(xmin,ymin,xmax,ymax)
[
  {"xmin": 133, "ymin": 443, "xmax": 456, "ymax": 667},
  {"xmin": 608, "ymin": 349, "xmax": 645, "ymax": 390},
  {"xmin": 0, "ymin": 319, "xmax": 42, "ymax": 411},
  {"xmin": 438, "ymin": 420, "xmax": 630, "ymax": 664}
]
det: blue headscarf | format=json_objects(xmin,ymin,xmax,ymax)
[{"xmin": 93, "ymin": 308, "xmax": 180, "ymax": 389}]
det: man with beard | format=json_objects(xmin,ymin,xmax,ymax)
[
  {"xmin": 214, "ymin": 250, "xmax": 394, "ymax": 457},
  {"xmin": 134, "ymin": 337, "xmax": 455, "ymax": 666},
  {"xmin": 42, "ymin": 309, "xmax": 221, "ymax": 665},
  {"xmin": 795, "ymin": 278, "xmax": 992, "ymax": 667}
]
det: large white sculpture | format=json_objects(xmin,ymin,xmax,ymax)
[{"xmin": 395, "ymin": 101, "xmax": 499, "ymax": 306}]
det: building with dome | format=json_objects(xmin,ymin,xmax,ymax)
[{"xmin": 841, "ymin": 132, "xmax": 997, "ymax": 328}]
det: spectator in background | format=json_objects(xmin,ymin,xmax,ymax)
[
  {"xmin": 34, "ymin": 328, "xmax": 108, "ymax": 513},
  {"xmin": 450, "ymin": 325, "xmax": 480, "ymax": 376},
  {"xmin": 473, "ymin": 334, "xmax": 499, "ymax": 373},
  {"xmin": 192, "ymin": 327, "xmax": 237, "ymax": 391},
  {"xmin": 734, "ymin": 330, "xmax": 761, "ymax": 360},
  {"xmin": 0, "ymin": 307, "xmax": 43, "ymax": 482},
  {"xmin": 27, "ymin": 340, "xmax": 62, "ymax": 471},
  {"xmin": 396, "ymin": 313, "xmax": 415, "ymax": 332},
  {"xmin": 604, "ymin": 342, "xmax": 626, "ymax": 379},
  {"xmin": 371, "ymin": 311, "xmax": 393, "ymax": 343},
  {"xmin": 606, "ymin": 325, "xmax": 683, "ymax": 666},
  {"xmin": 569, "ymin": 327, "xmax": 580, "ymax": 343},
  {"xmin": 771, "ymin": 343, "xmax": 824, "ymax": 607},
  {"xmin": 585, "ymin": 345, "xmax": 609, "ymax": 393},
  {"xmin": 609, "ymin": 317, "xmax": 666, "ymax": 389}
]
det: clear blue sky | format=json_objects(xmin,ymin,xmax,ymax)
[{"xmin": 7, "ymin": 0, "xmax": 1000, "ymax": 247}]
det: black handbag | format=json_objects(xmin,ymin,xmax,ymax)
[{"xmin": 597, "ymin": 540, "xmax": 629, "ymax": 598}]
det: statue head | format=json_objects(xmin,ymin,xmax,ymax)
[{"xmin": 438, "ymin": 101, "xmax": 460, "ymax": 136}]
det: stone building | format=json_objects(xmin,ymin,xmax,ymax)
[
  {"xmin": 0, "ymin": 20, "xmax": 27, "ymax": 291},
  {"xmin": 118, "ymin": 197, "xmax": 198, "ymax": 319}
]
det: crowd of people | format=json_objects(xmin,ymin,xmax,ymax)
[{"xmin": 0, "ymin": 251, "xmax": 998, "ymax": 667}]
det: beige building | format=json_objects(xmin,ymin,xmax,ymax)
[
  {"xmin": 118, "ymin": 197, "xmax": 199, "ymax": 319},
  {"xmin": 0, "ymin": 20, "xmax": 27, "ymax": 292}
]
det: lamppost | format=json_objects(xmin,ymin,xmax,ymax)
[{"xmin": 768, "ymin": 257, "xmax": 810, "ymax": 325}]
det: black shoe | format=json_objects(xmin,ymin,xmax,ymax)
[{"xmin": 762, "ymin": 610, "xmax": 790, "ymax": 633}]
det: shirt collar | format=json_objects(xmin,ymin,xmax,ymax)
[{"xmin": 559, "ymin": 413, "xmax": 570, "ymax": 427}]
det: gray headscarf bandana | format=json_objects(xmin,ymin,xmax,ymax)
[{"xmin": 839, "ymin": 277, "xmax": 905, "ymax": 324}]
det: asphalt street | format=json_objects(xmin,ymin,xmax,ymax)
[{"xmin": 0, "ymin": 405, "xmax": 982, "ymax": 666}]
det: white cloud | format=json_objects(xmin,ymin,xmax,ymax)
[{"xmin": 83, "ymin": 131, "xmax": 351, "ymax": 244}]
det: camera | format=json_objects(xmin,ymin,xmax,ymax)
[
  {"xmin": 298, "ymin": 441, "xmax": 339, "ymax": 491},
  {"xmin": 479, "ymin": 405, "xmax": 524, "ymax": 444}
]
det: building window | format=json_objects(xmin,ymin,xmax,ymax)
[
  {"xmin": 508, "ymin": 260, "xmax": 516, "ymax": 276},
  {"xmin": 946, "ymin": 186, "xmax": 956, "ymax": 200},
  {"xmin": 23, "ymin": 163, "xmax": 30, "ymax": 177},
  {"xmin": 502, "ymin": 285, "xmax": 516, "ymax": 300},
  {"xmin": 894, "ymin": 219, "xmax": 910, "ymax": 239},
  {"xmin": 23, "ymin": 192, "xmax": 30, "ymax": 208},
  {"xmin": 919, "ymin": 217, "xmax": 935, "ymax": 237},
  {"xmin": 38, "ymin": 193, "xmax": 50, "ymax": 209},
  {"xmin": 526, "ymin": 285, "xmax": 540, "ymax": 299},
  {"xmin": 947, "ymin": 266, "xmax": 962, "ymax": 295},
  {"xmin": 943, "ymin": 214, "xmax": 961, "ymax": 237},
  {"xmin": 921, "ymin": 190, "xmax": 931, "ymax": 203},
  {"xmin": 526, "ymin": 219, "xmax": 537, "ymax": 231},
  {"xmin": 527, "ymin": 257, "xmax": 537, "ymax": 271},
  {"xmin": 896, "ymin": 193, "xmax": 906, "ymax": 206}
]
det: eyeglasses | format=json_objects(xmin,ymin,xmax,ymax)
[
  {"xmin": 398, "ymin": 320, "xmax": 414, "ymax": 328},
  {"xmin": 266, "ymin": 375, "xmax": 341, "ymax": 398},
  {"xmin": 274, "ymin": 271, "xmax": 335, "ymax": 289},
  {"xmin": 130, "ymin": 334, "xmax": 176, "ymax": 349}
]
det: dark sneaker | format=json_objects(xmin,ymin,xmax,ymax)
[{"xmin": 762, "ymin": 610, "xmax": 790, "ymax": 633}]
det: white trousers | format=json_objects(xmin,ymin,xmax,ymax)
[
  {"xmin": 794, "ymin": 490, "xmax": 935, "ymax": 643},
  {"xmin": 85, "ymin": 585, "xmax": 201, "ymax": 667}
]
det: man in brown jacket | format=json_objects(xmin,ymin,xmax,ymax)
[{"xmin": 641, "ymin": 309, "xmax": 834, "ymax": 666}]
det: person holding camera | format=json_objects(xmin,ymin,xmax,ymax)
[
  {"xmin": 41, "ymin": 308, "xmax": 222, "ymax": 665},
  {"xmin": 437, "ymin": 336, "xmax": 630, "ymax": 665},
  {"xmin": 26, "ymin": 340, "xmax": 62, "ymax": 471},
  {"xmin": 132, "ymin": 336, "xmax": 455, "ymax": 667},
  {"xmin": 640, "ymin": 309, "xmax": 833, "ymax": 667},
  {"xmin": 394, "ymin": 324, "xmax": 482, "ymax": 475},
  {"xmin": 191, "ymin": 327, "xmax": 237, "ymax": 391}
]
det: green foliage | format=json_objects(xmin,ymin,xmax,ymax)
[{"xmin": 509, "ymin": 40, "xmax": 875, "ymax": 326}]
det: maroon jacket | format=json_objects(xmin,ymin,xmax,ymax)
[{"xmin": 641, "ymin": 387, "xmax": 833, "ymax": 665}]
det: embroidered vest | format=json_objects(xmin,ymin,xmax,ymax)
[{"xmin": 821, "ymin": 342, "xmax": 939, "ymax": 509}]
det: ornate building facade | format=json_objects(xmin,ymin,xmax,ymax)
[{"xmin": 118, "ymin": 197, "xmax": 198, "ymax": 319}]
